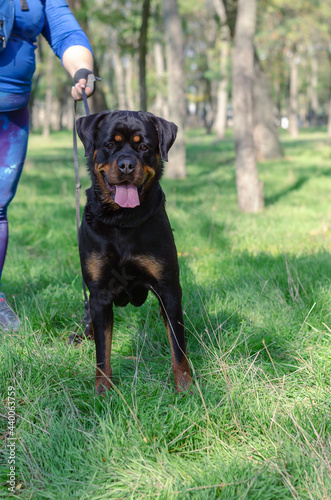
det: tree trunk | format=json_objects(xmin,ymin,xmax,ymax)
[
  {"xmin": 88, "ymin": 59, "xmax": 108, "ymax": 114},
  {"xmin": 139, "ymin": 0, "xmax": 150, "ymax": 112},
  {"xmin": 213, "ymin": 0, "xmax": 230, "ymax": 139},
  {"xmin": 125, "ymin": 54, "xmax": 135, "ymax": 110},
  {"xmin": 213, "ymin": 32, "xmax": 230, "ymax": 139},
  {"xmin": 253, "ymin": 49, "xmax": 283, "ymax": 159},
  {"xmin": 153, "ymin": 39, "xmax": 168, "ymax": 118},
  {"xmin": 112, "ymin": 32, "xmax": 127, "ymax": 110},
  {"xmin": 327, "ymin": 52, "xmax": 331, "ymax": 139},
  {"xmin": 163, "ymin": 0, "xmax": 186, "ymax": 179},
  {"xmin": 62, "ymin": 94, "xmax": 74, "ymax": 130},
  {"xmin": 51, "ymin": 99, "xmax": 61, "ymax": 131},
  {"xmin": 43, "ymin": 50, "xmax": 54, "ymax": 137},
  {"xmin": 310, "ymin": 54, "xmax": 319, "ymax": 127},
  {"xmin": 288, "ymin": 51, "xmax": 299, "ymax": 137},
  {"xmin": 222, "ymin": 0, "xmax": 282, "ymax": 157},
  {"xmin": 232, "ymin": 0, "xmax": 263, "ymax": 213},
  {"xmin": 328, "ymin": 93, "xmax": 331, "ymax": 139}
]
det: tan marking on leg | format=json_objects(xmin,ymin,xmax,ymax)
[
  {"xmin": 165, "ymin": 323, "xmax": 192, "ymax": 393},
  {"xmin": 95, "ymin": 327, "xmax": 113, "ymax": 395},
  {"xmin": 87, "ymin": 322, "xmax": 94, "ymax": 340},
  {"xmin": 86, "ymin": 252, "xmax": 104, "ymax": 282},
  {"xmin": 131, "ymin": 255, "xmax": 163, "ymax": 281},
  {"xmin": 93, "ymin": 150, "xmax": 98, "ymax": 161}
]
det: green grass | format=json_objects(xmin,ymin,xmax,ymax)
[{"xmin": 1, "ymin": 128, "xmax": 331, "ymax": 499}]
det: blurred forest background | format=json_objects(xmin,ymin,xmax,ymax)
[
  {"xmin": 31, "ymin": 0, "xmax": 331, "ymax": 206},
  {"xmin": 3, "ymin": 4, "xmax": 331, "ymax": 495}
]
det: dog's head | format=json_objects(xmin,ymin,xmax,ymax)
[{"xmin": 76, "ymin": 110, "xmax": 177, "ymax": 209}]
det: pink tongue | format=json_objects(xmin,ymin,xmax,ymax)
[{"xmin": 115, "ymin": 184, "xmax": 140, "ymax": 208}]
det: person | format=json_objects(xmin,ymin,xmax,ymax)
[{"xmin": 0, "ymin": 0, "xmax": 95, "ymax": 332}]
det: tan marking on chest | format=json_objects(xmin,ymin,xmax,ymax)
[{"xmin": 131, "ymin": 255, "xmax": 163, "ymax": 281}]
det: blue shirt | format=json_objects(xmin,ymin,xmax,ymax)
[{"xmin": 0, "ymin": 0, "xmax": 92, "ymax": 96}]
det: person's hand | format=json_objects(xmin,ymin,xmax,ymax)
[
  {"xmin": 72, "ymin": 69, "xmax": 98, "ymax": 101},
  {"xmin": 71, "ymin": 79, "xmax": 94, "ymax": 101}
]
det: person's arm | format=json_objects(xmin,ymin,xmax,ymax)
[
  {"xmin": 62, "ymin": 45, "xmax": 94, "ymax": 100},
  {"xmin": 42, "ymin": 0, "xmax": 95, "ymax": 101}
]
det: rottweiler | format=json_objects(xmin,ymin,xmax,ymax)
[{"xmin": 76, "ymin": 110, "xmax": 192, "ymax": 395}]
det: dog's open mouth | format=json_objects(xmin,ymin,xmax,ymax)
[
  {"xmin": 103, "ymin": 175, "xmax": 149, "ymax": 208},
  {"xmin": 114, "ymin": 183, "xmax": 140, "ymax": 208}
]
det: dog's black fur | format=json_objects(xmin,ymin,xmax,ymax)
[{"xmin": 76, "ymin": 110, "xmax": 192, "ymax": 394}]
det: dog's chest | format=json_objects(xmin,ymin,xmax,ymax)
[{"xmin": 84, "ymin": 247, "xmax": 163, "ymax": 307}]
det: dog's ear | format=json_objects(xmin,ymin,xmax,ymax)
[
  {"xmin": 76, "ymin": 111, "xmax": 109, "ymax": 157},
  {"xmin": 146, "ymin": 113, "xmax": 178, "ymax": 162}
]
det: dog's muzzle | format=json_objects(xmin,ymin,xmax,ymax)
[{"xmin": 117, "ymin": 157, "xmax": 136, "ymax": 175}]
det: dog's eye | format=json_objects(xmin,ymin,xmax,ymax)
[
  {"xmin": 139, "ymin": 144, "xmax": 148, "ymax": 151},
  {"xmin": 106, "ymin": 142, "xmax": 115, "ymax": 150}
]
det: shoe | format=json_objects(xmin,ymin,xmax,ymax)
[{"xmin": 0, "ymin": 293, "xmax": 21, "ymax": 332}]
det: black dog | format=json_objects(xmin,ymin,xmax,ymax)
[{"xmin": 76, "ymin": 110, "xmax": 192, "ymax": 395}]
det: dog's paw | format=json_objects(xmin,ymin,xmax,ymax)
[{"xmin": 175, "ymin": 372, "xmax": 193, "ymax": 395}]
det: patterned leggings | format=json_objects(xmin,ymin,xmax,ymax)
[{"xmin": 0, "ymin": 103, "xmax": 30, "ymax": 288}]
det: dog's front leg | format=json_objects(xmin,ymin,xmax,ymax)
[
  {"xmin": 159, "ymin": 290, "xmax": 192, "ymax": 393},
  {"xmin": 89, "ymin": 296, "xmax": 114, "ymax": 395}
]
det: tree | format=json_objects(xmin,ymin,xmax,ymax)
[
  {"xmin": 253, "ymin": 49, "xmax": 283, "ymax": 158},
  {"xmin": 138, "ymin": 0, "xmax": 151, "ymax": 111},
  {"xmin": 163, "ymin": 0, "xmax": 186, "ymax": 178},
  {"xmin": 328, "ymin": 46, "xmax": 331, "ymax": 138},
  {"xmin": 223, "ymin": 0, "xmax": 283, "ymax": 158},
  {"xmin": 232, "ymin": 0, "xmax": 264, "ymax": 212},
  {"xmin": 111, "ymin": 29, "xmax": 128, "ymax": 109},
  {"xmin": 42, "ymin": 50, "xmax": 54, "ymax": 137},
  {"xmin": 309, "ymin": 52, "xmax": 319, "ymax": 126},
  {"xmin": 212, "ymin": 0, "xmax": 231, "ymax": 140},
  {"xmin": 256, "ymin": 1, "xmax": 331, "ymax": 137},
  {"xmin": 288, "ymin": 48, "xmax": 299, "ymax": 137},
  {"xmin": 153, "ymin": 34, "xmax": 168, "ymax": 118}
]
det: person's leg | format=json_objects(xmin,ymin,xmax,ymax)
[
  {"xmin": 0, "ymin": 105, "xmax": 29, "ymax": 331},
  {"xmin": 0, "ymin": 212, "xmax": 8, "ymax": 285}
]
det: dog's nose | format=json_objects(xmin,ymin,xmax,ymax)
[{"xmin": 118, "ymin": 159, "xmax": 135, "ymax": 174}]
